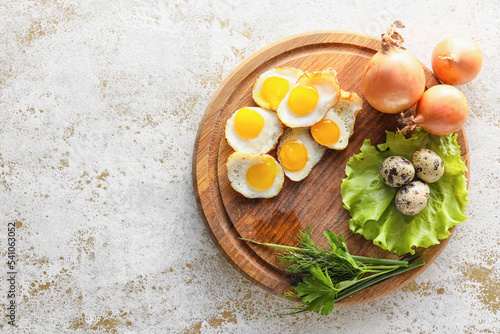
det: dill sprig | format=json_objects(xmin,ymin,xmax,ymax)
[{"xmin": 241, "ymin": 229, "xmax": 424, "ymax": 316}]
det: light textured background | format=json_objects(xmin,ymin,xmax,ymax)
[{"xmin": 0, "ymin": 0, "xmax": 499, "ymax": 333}]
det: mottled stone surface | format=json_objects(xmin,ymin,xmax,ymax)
[{"xmin": 0, "ymin": 0, "xmax": 499, "ymax": 333}]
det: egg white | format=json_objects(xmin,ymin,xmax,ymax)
[
  {"xmin": 277, "ymin": 68, "xmax": 340, "ymax": 128},
  {"xmin": 225, "ymin": 107, "xmax": 283, "ymax": 154},
  {"xmin": 226, "ymin": 152, "xmax": 284, "ymax": 198},
  {"xmin": 252, "ymin": 67, "xmax": 304, "ymax": 111},
  {"xmin": 277, "ymin": 127, "xmax": 326, "ymax": 181}
]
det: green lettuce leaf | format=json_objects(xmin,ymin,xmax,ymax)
[{"xmin": 340, "ymin": 128, "xmax": 469, "ymax": 255}]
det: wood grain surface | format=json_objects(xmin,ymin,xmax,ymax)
[{"xmin": 192, "ymin": 31, "xmax": 470, "ymax": 306}]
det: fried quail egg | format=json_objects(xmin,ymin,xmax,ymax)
[
  {"xmin": 277, "ymin": 127, "xmax": 326, "ymax": 181},
  {"xmin": 277, "ymin": 68, "xmax": 340, "ymax": 128},
  {"xmin": 310, "ymin": 90, "xmax": 362, "ymax": 150},
  {"xmin": 252, "ymin": 67, "xmax": 304, "ymax": 111},
  {"xmin": 226, "ymin": 151, "xmax": 284, "ymax": 198},
  {"xmin": 225, "ymin": 107, "xmax": 283, "ymax": 154}
]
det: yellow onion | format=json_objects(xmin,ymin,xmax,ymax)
[
  {"xmin": 431, "ymin": 35, "xmax": 482, "ymax": 85},
  {"xmin": 363, "ymin": 21, "xmax": 426, "ymax": 114},
  {"xmin": 400, "ymin": 85, "xmax": 469, "ymax": 136}
]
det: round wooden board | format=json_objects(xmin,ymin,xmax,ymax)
[{"xmin": 193, "ymin": 31, "xmax": 470, "ymax": 306}]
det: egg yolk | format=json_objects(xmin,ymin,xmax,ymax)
[
  {"xmin": 279, "ymin": 139, "xmax": 308, "ymax": 171},
  {"xmin": 261, "ymin": 76, "xmax": 290, "ymax": 109},
  {"xmin": 311, "ymin": 119, "xmax": 341, "ymax": 146},
  {"xmin": 288, "ymin": 84, "xmax": 319, "ymax": 116},
  {"xmin": 246, "ymin": 159, "xmax": 277, "ymax": 191},
  {"xmin": 234, "ymin": 107, "xmax": 264, "ymax": 139}
]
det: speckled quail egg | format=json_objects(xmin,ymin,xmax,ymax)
[
  {"xmin": 226, "ymin": 151, "xmax": 284, "ymax": 198},
  {"xmin": 277, "ymin": 127, "xmax": 326, "ymax": 181},
  {"xmin": 252, "ymin": 67, "xmax": 304, "ymax": 111},
  {"xmin": 395, "ymin": 181, "xmax": 430, "ymax": 215},
  {"xmin": 310, "ymin": 90, "xmax": 362, "ymax": 150},
  {"xmin": 225, "ymin": 107, "xmax": 283, "ymax": 154},
  {"xmin": 277, "ymin": 68, "xmax": 340, "ymax": 128},
  {"xmin": 379, "ymin": 156, "xmax": 415, "ymax": 187},
  {"xmin": 411, "ymin": 148, "xmax": 445, "ymax": 183}
]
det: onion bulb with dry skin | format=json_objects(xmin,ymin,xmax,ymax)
[
  {"xmin": 431, "ymin": 35, "xmax": 482, "ymax": 85},
  {"xmin": 363, "ymin": 21, "xmax": 426, "ymax": 114},
  {"xmin": 400, "ymin": 85, "xmax": 469, "ymax": 136}
]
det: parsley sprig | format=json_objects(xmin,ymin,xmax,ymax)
[{"xmin": 242, "ymin": 229, "xmax": 424, "ymax": 316}]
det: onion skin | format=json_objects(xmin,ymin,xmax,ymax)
[
  {"xmin": 431, "ymin": 35, "xmax": 482, "ymax": 85},
  {"xmin": 413, "ymin": 85, "xmax": 469, "ymax": 135},
  {"xmin": 363, "ymin": 47, "xmax": 426, "ymax": 114}
]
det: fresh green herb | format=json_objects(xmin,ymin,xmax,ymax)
[{"xmin": 242, "ymin": 229, "xmax": 424, "ymax": 316}]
